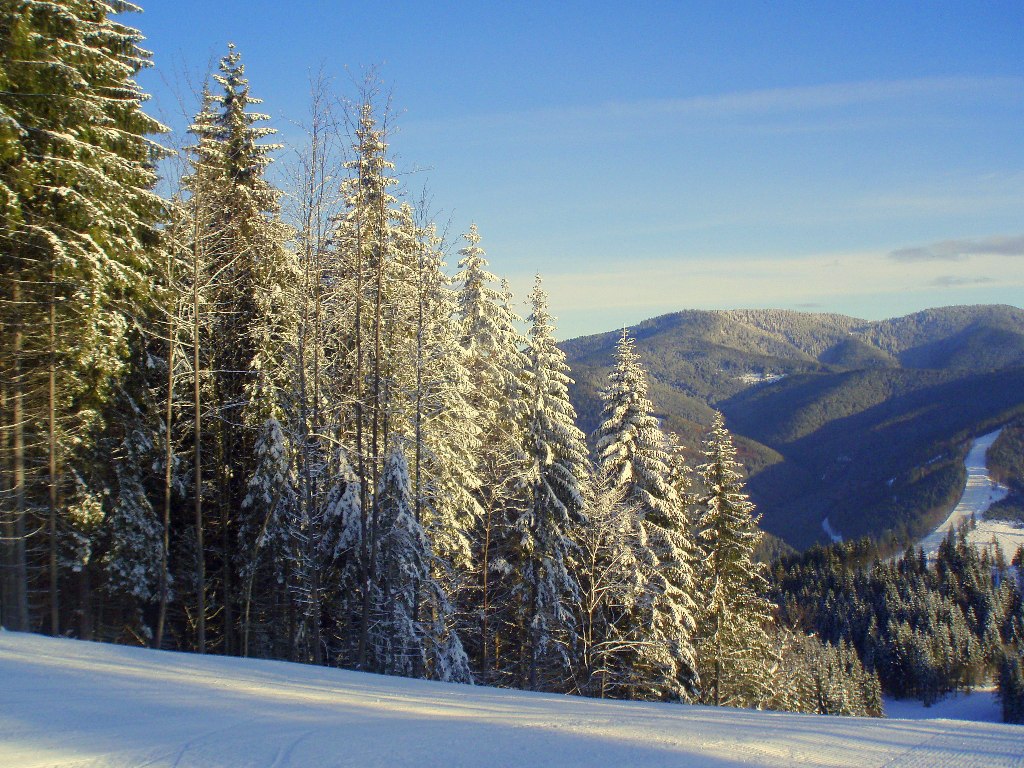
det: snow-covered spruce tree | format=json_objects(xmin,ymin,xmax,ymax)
[
  {"xmin": 0, "ymin": 0, "xmax": 165, "ymax": 633},
  {"xmin": 368, "ymin": 440, "xmax": 472, "ymax": 682},
  {"xmin": 510, "ymin": 276, "xmax": 589, "ymax": 691},
  {"xmin": 398, "ymin": 211, "xmax": 478, "ymax": 681},
  {"xmin": 694, "ymin": 411, "xmax": 775, "ymax": 708},
  {"xmin": 453, "ymin": 226, "xmax": 531, "ymax": 681},
  {"xmin": 100, "ymin": 348, "xmax": 167, "ymax": 639},
  {"xmin": 317, "ymin": 445, "xmax": 363, "ymax": 663},
  {"xmin": 184, "ymin": 45, "xmax": 294, "ymax": 654},
  {"xmin": 393, "ymin": 207, "xmax": 481, "ymax": 569},
  {"xmin": 326, "ymin": 97, "xmax": 401, "ymax": 669},
  {"xmin": 999, "ymin": 650, "xmax": 1024, "ymax": 724},
  {"xmin": 572, "ymin": 465, "xmax": 647, "ymax": 697},
  {"xmin": 322, "ymin": 96, "xmax": 478, "ymax": 676},
  {"xmin": 594, "ymin": 327, "xmax": 699, "ymax": 701},
  {"xmin": 239, "ymin": 413, "xmax": 296, "ymax": 659}
]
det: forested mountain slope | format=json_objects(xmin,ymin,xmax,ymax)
[{"xmin": 563, "ymin": 305, "xmax": 1024, "ymax": 549}]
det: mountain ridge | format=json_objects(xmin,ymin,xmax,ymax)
[{"xmin": 562, "ymin": 304, "xmax": 1024, "ymax": 549}]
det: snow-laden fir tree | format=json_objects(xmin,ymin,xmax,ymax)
[
  {"xmin": 102, "ymin": 373, "xmax": 165, "ymax": 614},
  {"xmin": 511, "ymin": 276, "xmax": 589, "ymax": 691},
  {"xmin": 572, "ymin": 465, "xmax": 647, "ymax": 698},
  {"xmin": 328, "ymin": 97, "xmax": 401, "ymax": 669},
  {"xmin": 393, "ymin": 207, "xmax": 481, "ymax": 570},
  {"xmin": 453, "ymin": 226, "xmax": 531, "ymax": 680},
  {"xmin": 0, "ymin": 0, "xmax": 166, "ymax": 633},
  {"xmin": 386, "ymin": 206, "xmax": 477, "ymax": 681},
  {"xmin": 694, "ymin": 411, "xmax": 775, "ymax": 708},
  {"xmin": 325, "ymin": 97, "xmax": 479, "ymax": 673},
  {"xmin": 239, "ymin": 414, "xmax": 296, "ymax": 658},
  {"xmin": 594, "ymin": 327, "xmax": 699, "ymax": 701},
  {"xmin": 369, "ymin": 440, "xmax": 471, "ymax": 682},
  {"xmin": 184, "ymin": 44, "xmax": 294, "ymax": 654}
]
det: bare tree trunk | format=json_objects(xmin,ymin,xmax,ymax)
[
  {"xmin": 714, "ymin": 609, "xmax": 722, "ymax": 707},
  {"xmin": 48, "ymin": 267, "xmax": 59, "ymax": 636},
  {"xmin": 11, "ymin": 280, "xmax": 28, "ymax": 630},
  {"xmin": 78, "ymin": 563, "xmax": 92, "ymax": 640},
  {"xmin": 354, "ymin": 147, "xmax": 370, "ymax": 670},
  {"xmin": 0, "ymin": 381, "xmax": 13, "ymax": 630},
  {"xmin": 156, "ymin": 251, "xmax": 176, "ymax": 649},
  {"xmin": 219, "ymin": 429, "xmax": 232, "ymax": 654},
  {"xmin": 193, "ymin": 212, "xmax": 206, "ymax": 655},
  {"xmin": 412, "ymin": 243, "xmax": 424, "ymax": 680},
  {"xmin": 480, "ymin": 500, "xmax": 493, "ymax": 679},
  {"xmin": 242, "ymin": 485, "xmax": 282, "ymax": 658}
]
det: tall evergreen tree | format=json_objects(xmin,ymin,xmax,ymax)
[
  {"xmin": 695, "ymin": 411, "xmax": 775, "ymax": 708},
  {"xmin": 369, "ymin": 440, "xmax": 472, "ymax": 682},
  {"xmin": 0, "ymin": 0, "xmax": 165, "ymax": 632},
  {"xmin": 594, "ymin": 328, "xmax": 699, "ymax": 701},
  {"xmin": 183, "ymin": 44, "xmax": 294, "ymax": 654},
  {"xmin": 453, "ymin": 226, "xmax": 530, "ymax": 680},
  {"xmin": 509, "ymin": 276, "xmax": 589, "ymax": 690},
  {"xmin": 572, "ymin": 465, "xmax": 647, "ymax": 698}
]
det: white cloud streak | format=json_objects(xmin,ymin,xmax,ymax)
[
  {"xmin": 408, "ymin": 77, "xmax": 1023, "ymax": 137},
  {"xmin": 889, "ymin": 234, "xmax": 1024, "ymax": 262}
]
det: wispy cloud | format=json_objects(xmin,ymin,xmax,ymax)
[
  {"xmin": 929, "ymin": 275, "xmax": 997, "ymax": 287},
  {"xmin": 889, "ymin": 234, "xmax": 1024, "ymax": 262},
  {"xmin": 608, "ymin": 77, "xmax": 1019, "ymax": 119},
  {"xmin": 407, "ymin": 77, "xmax": 1023, "ymax": 139}
]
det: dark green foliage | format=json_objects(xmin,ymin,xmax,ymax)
[
  {"xmin": 998, "ymin": 651, "xmax": 1024, "ymax": 724},
  {"xmin": 0, "ymin": 0, "xmax": 166, "ymax": 635},
  {"xmin": 982, "ymin": 418, "xmax": 1024, "ymax": 524},
  {"xmin": 987, "ymin": 418, "xmax": 1024, "ymax": 489},
  {"xmin": 772, "ymin": 529, "xmax": 1024, "ymax": 722}
]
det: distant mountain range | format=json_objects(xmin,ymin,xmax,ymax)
[{"xmin": 562, "ymin": 305, "xmax": 1024, "ymax": 550}]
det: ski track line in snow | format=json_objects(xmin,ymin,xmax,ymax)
[
  {"xmin": 3, "ymin": 632, "xmax": 1024, "ymax": 767},
  {"xmin": 916, "ymin": 428, "xmax": 1024, "ymax": 558}
]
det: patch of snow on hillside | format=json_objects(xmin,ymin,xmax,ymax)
[
  {"xmin": 3, "ymin": 632, "xmax": 1024, "ymax": 768},
  {"xmin": 736, "ymin": 372, "xmax": 785, "ymax": 387},
  {"xmin": 822, "ymin": 516, "xmax": 844, "ymax": 544}
]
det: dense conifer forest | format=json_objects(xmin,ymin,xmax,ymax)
[
  {"xmin": 1, "ymin": 1, "xmax": 1021, "ymax": 724},
  {"xmin": 772, "ymin": 528, "xmax": 1024, "ymax": 722}
]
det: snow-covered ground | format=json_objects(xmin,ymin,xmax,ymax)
[
  {"xmin": 884, "ymin": 688, "xmax": 1002, "ymax": 724},
  {"xmin": 2, "ymin": 632, "xmax": 1023, "ymax": 768},
  {"xmin": 916, "ymin": 429, "xmax": 1024, "ymax": 559}
]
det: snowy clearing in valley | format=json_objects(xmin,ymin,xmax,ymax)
[
  {"xmin": 2, "ymin": 632, "xmax": 1023, "ymax": 768},
  {"xmin": 917, "ymin": 429, "xmax": 1024, "ymax": 558}
]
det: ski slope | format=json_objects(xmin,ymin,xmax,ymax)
[
  {"xmin": 917, "ymin": 429, "xmax": 1024, "ymax": 559},
  {"xmin": 2, "ymin": 632, "xmax": 1023, "ymax": 768}
]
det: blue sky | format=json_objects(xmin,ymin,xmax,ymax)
[{"xmin": 136, "ymin": 1, "xmax": 1024, "ymax": 339}]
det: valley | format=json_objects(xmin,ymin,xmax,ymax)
[{"xmin": 564, "ymin": 305, "xmax": 1024, "ymax": 550}]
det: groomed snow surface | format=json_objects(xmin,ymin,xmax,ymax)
[
  {"xmin": 917, "ymin": 429, "xmax": 1024, "ymax": 559},
  {"xmin": 2, "ymin": 632, "xmax": 1023, "ymax": 767}
]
